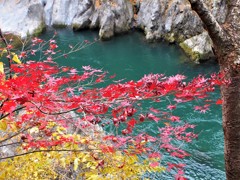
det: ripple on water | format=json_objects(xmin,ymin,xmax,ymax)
[
  {"xmin": 40, "ymin": 29, "xmax": 223, "ymax": 179},
  {"xmin": 184, "ymin": 158, "xmax": 226, "ymax": 180}
]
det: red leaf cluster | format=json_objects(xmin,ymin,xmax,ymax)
[{"xmin": 0, "ymin": 38, "xmax": 225, "ymax": 178}]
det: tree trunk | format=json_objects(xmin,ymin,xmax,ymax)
[
  {"xmin": 222, "ymin": 69, "xmax": 240, "ymax": 180},
  {"xmin": 188, "ymin": 0, "xmax": 240, "ymax": 179}
]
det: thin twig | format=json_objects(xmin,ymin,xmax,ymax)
[
  {"xmin": 0, "ymin": 148, "xmax": 95, "ymax": 161},
  {"xmin": 0, "ymin": 126, "xmax": 32, "ymax": 144},
  {"xmin": 0, "ymin": 141, "xmax": 21, "ymax": 148},
  {"xmin": 0, "ymin": 105, "xmax": 26, "ymax": 120},
  {"xmin": 0, "ymin": 28, "xmax": 12, "ymax": 79}
]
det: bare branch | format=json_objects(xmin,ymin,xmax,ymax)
[
  {"xmin": 0, "ymin": 126, "xmax": 32, "ymax": 144},
  {"xmin": 0, "ymin": 28, "xmax": 12, "ymax": 78},
  {"xmin": 0, "ymin": 105, "xmax": 26, "ymax": 120},
  {"xmin": 0, "ymin": 149, "xmax": 88, "ymax": 161},
  {"xmin": 0, "ymin": 141, "xmax": 21, "ymax": 148}
]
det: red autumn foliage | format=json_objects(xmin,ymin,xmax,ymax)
[{"xmin": 0, "ymin": 35, "xmax": 226, "ymax": 178}]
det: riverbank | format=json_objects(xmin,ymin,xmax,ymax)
[{"xmin": 0, "ymin": 0, "xmax": 227, "ymax": 62}]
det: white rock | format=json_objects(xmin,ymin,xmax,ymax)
[
  {"xmin": 0, "ymin": 0, "xmax": 45, "ymax": 38},
  {"xmin": 0, "ymin": 0, "xmax": 227, "ymax": 61},
  {"xmin": 180, "ymin": 31, "xmax": 215, "ymax": 62}
]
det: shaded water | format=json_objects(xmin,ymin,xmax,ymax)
[{"xmin": 41, "ymin": 29, "xmax": 225, "ymax": 179}]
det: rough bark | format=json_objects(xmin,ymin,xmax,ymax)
[
  {"xmin": 222, "ymin": 69, "xmax": 240, "ymax": 180},
  {"xmin": 188, "ymin": 0, "xmax": 229, "ymax": 47},
  {"xmin": 188, "ymin": 0, "xmax": 240, "ymax": 179}
]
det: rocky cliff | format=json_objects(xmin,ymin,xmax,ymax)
[
  {"xmin": 136, "ymin": 0, "xmax": 227, "ymax": 62},
  {"xmin": 0, "ymin": 0, "xmax": 228, "ymax": 62}
]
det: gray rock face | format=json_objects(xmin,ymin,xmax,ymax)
[
  {"xmin": 0, "ymin": 0, "xmax": 228, "ymax": 61},
  {"xmin": 136, "ymin": 0, "xmax": 227, "ymax": 61},
  {"xmin": 0, "ymin": 0, "xmax": 133, "ymax": 40},
  {"xmin": 205, "ymin": 0, "xmax": 228, "ymax": 24},
  {"xmin": 137, "ymin": 0, "xmax": 203, "ymax": 41},
  {"xmin": 99, "ymin": 8, "xmax": 115, "ymax": 39},
  {"xmin": 137, "ymin": 0, "xmax": 227, "ymax": 41},
  {"xmin": 50, "ymin": 0, "xmax": 93, "ymax": 27},
  {"xmin": 43, "ymin": 0, "xmax": 133, "ymax": 39},
  {"xmin": 0, "ymin": 0, "xmax": 45, "ymax": 38},
  {"xmin": 97, "ymin": 0, "xmax": 134, "ymax": 39}
]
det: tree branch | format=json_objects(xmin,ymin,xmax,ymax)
[
  {"xmin": 0, "ymin": 105, "xmax": 26, "ymax": 120},
  {"xmin": 0, "ymin": 141, "xmax": 21, "ymax": 148},
  {"xmin": 224, "ymin": 0, "xmax": 240, "ymax": 47},
  {"xmin": 0, "ymin": 149, "xmax": 89, "ymax": 161},
  {"xmin": 0, "ymin": 126, "xmax": 32, "ymax": 144},
  {"xmin": 188, "ymin": 0, "xmax": 231, "ymax": 50},
  {"xmin": 0, "ymin": 28, "xmax": 12, "ymax": 79}
]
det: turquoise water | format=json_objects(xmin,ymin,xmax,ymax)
[{"xmin": 41, "ymin": 29, "xmax": 225, "ymax": 179}]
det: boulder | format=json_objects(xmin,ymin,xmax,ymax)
[
  {"xmin": 0, "ymin": 0, "xmax": 45, "ymax": 38},
  {"xmin": 44, "ymin": 0, "xmax": 133, "ymax": 39},
  {"xmin": 137, "ymin": 0, "xmax": 204, "ymax": 41},
  {"xmin": 179, "ymin": 31, "xmax": 215, "ymax": 63},
  {"xmin": 0, "ymin": 0, "xmax": 133, "ymax": 40},
  {"xmin": 136, "ymin": 0, "xmax": 227, "ymax": 61},
  {"xmin": 89, "ymin": 10, "xmax": 100, "ymax": 29},
  {"xmin": 89, "ymin": 0, "xmax": 134, "ymax": 39},
  {"xmin": 50, "ymin": 0, "xmax": 93, "ymax": 27},
  {"xmin": 0, "ymin": 0, "xmax": 228, "ymax": 61},
  {"xmin": 99, "ymin": 7, "xmax": 115, "ymax": 39}
]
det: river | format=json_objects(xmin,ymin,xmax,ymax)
[{"xmin": 41, "ymin": 29, "xmax": 225, "ymax": 179}]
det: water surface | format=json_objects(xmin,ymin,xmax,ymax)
[{"xmin": 41, "ymin": 29, "xmax": 225, "ymax": 179}]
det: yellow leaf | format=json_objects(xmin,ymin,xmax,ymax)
[
  {"xmin": 0, "ymin": 49, "xmax": 7, "ymax": 57},
  {"xmin": 0, "ymin": 120, "xmax": 7, "ymax": 131},
  {"xmin": 82, "ymin": 154, "xmax": 88, "ymax": 162},
  {"xmin": 86, "ymin": 162, "xmax": 92, "ymax": 168},
  {"xmin": 74, "ymin": 158, "xmax": 79, "ymax": 171},
  {"xmin": 12, "ymin": 54, "xmax": 21, "ymax": 64},
  {"xmin": 164, "ymin": 122, "xmax": 171, "ymax": 126},
  {"xmin": 0, "ymin": 62, "xmax": 4, "ymax": 74},
  {"xmin": 56, "ymin": 126, "xmax": 65, "ymax": 134},
  {"xmin": 9, "ymin": 122, "xmax": 19, "ymax": 132},
  {"xmin": 60, "ymin": 158, "xmax": 66, "ymax": 168},
  {"xmin": 12, "ymin": 74, "xmax": 17, "ymax": 79},
  {"xmin": 29, "ymin": 127, "xmax": 39, "ymax": 134},
  {"xmin": 88, "ymin": 174, "xmax": 100, "ymax": 180}
]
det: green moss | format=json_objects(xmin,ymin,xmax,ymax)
[
  {"xmin": 72, "ymin": 24, "xmax": 80, "ymax": 31},
  {"xmin": 163, "ymin": 32, "xmax": 188, "ymax": 44},
  {"xmin": 32, "ymin": 22, "xmax": 46, "ymax": 36},
  {"xmin": 164, "ymin": 33, "xmax": 175, "ymax": 43},
  {"xmin": 1, "ymin": 22, "xmax": 45, "ymax": 49},
  {"xmin": 175, "ymin": 34, "xmax": 186, "ymax": 43},
  {"xmin": 179, "ymin": 42, "xmax": 200, "ymax": 63},
  {"xmin": 0, "ymin": 33, "xmax": 22, "ymax": 48},
  {"xmin": 52, "ymin": 24, "xmax": 67, "ymax": 28}
]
